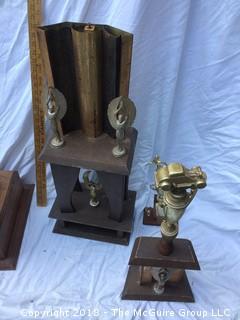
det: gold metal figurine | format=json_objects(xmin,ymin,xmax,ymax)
[
  {"xmin": 151, "ymin": 155, "xmax": 207, "ymax": 255},
  {"xmin": 83, "ymin": 171, "xmax": 102, "ymax": 207},
  {"xmin": 45, "ymin": 87, "xmax": 67, "ymax": 148},
  {"xmin": 107, "ymin": 96, "xmax": 136, "ymax": 158}
]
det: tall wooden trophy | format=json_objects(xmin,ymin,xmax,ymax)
[
  {"xmin": 0, "ymin": 171, "xmax": 34, "ymax": 270},
  {"xmin": 122, "ymin": 156, "xmax": 207, "ymax": 302},
  {"xmin": 38, "ymin": 23, "xmax": 137, "ymax": 245}
]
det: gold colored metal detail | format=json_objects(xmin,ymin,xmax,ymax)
[
  {"xmin": 84, "ymin": 23, "xmax": 96, "ymax": 31},
  {"xmin": 151, "ymin": 156, "xmax": 207, "ymax": 247},
  {"xmin": 107, "ymin": 96, "xmax": 136, "ymax": 158},
  {"xmin": 83, "ymin": 171, "xmax": 102, "ymax": 207}
]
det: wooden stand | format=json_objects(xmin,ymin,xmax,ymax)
[
  {"xmin": 0, "ymin": 171, "xmax": 34, "ymax": 270},
  {"xmin": 122, "ymin": 237, "xmax": 200, "ymax": 302},
  {"xmin": 143, "ymin": 195, "xmax": 160, "ymax": 225},
  {"xmin": 40, "ymin": 128, "xmax": 137, "ymax": 245}
]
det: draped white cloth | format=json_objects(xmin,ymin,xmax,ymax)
[{"xmin": 0, "ymin": 0, "xmax": 240, "ymax": 319}]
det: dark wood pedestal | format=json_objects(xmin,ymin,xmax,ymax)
[
  {"xmin": 40, "ymin": 128, "xmax": 137, "ymax": 245},
  {"xmin": 0, "ymin": 171, "xmax": 34, "ymax": 270},
  {"xmin": 122, "ymin": 237, "xmax": 200, "ymax": 302},
  {"xmin": 143, "ymin": 195, "xmax": 160, "ymax": 225}
]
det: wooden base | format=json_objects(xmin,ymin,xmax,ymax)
[
  {"xmin": 122, "ymin": 236, "xmax": 200, "ymax": 302},
  {"xmin": 122, "ymin": 266, "xmax": 194, "ymax": 302},
  {"xmin": 0, "ymin": 171, "xmax": 34, "ymax": 270},
  {"xmin": 143, "ymin": 195, "xmax": 160, "ymax": 226},
  {"xmin": 49, "ymin": 190, "xmax": 136, "ymax": 245},
  {"xmin": 40, "ymin": 128, "xmax": 137, "ymax": 176},
  {"xmin": 129, "ymin": 237, "xmax": 200, "ymax": 269}
]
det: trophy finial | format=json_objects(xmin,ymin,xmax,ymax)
[
  {"xmin": 107, "ymin": 96, "xmax": 136, "ymax": 158},
  {"xmin": 45, "ymin": 87, "xmax": 67, "ymax": 148}
]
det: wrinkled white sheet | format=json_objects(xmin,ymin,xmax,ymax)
[{"xmin": 0, "ymin": 0, "xmax": 240, "ymax": 319}]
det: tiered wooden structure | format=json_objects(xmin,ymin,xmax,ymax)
[
  {"xmin": 38, "ymin": 23, "xmax": 137, "ymax": 245},
  {"xmin": 122, "ymin": 237, "xmax": 200, "ymax": 302}
]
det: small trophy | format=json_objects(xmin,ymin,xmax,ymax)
[
  {"xmin": 83, "ymin": 171, "xmax": 102, "ymax": 207},
  {"xmin": 45, "ymin": 87, "xmax": 67, "ymax": 148},
  {"xmin": 107, "ymin": 96, "xmax": 136, "ymax": 158},
  {"xmin": 122, "ymin": 156, "xmax": 207, "ymax": 302}
]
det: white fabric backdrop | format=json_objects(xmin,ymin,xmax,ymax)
[{"xmin": 0, "ymin": 0, "xmax": 240, "ymax": 319}]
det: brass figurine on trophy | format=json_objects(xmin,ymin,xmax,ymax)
[
  {"xmin": 107, "ymin": 96, "xmax": 136, "ymax": 158},
  {"xmin": 122, "ymin": 156, "xmax": 207, "ymax": 302},
  {"xmin": 83, "ymin": 171, "xmax": 102, "ymax": 207},
  {"xmin": 151, "ymin": 155, "xmax": 206, "ymax": 255},
  {"xmin": 45, "ymin": 87, "xmax": 66, "ymax": 148}
]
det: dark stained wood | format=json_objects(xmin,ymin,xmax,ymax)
[
  {"xmin": 96, "ymin": 172, "xmax": 126, "ymax": 221},
  {"xmin": 105, "ymin": 26, "xmax": 133, "ymax": 97},
  {"xmin": 129, "ymin": 237, "xmax": 200, "ymax": 270},
  {"xmin": 143, "ymin": 195, "xmax": 162, "ymax": 225},
  {"xmin": 38, "ymin": 23, "xmax": 133, "ymax": 137},
  {"xmin": 102, "ymin": 29, "xmax": 121, "ymax": 137},
  {"xmin": 40, "ymin": 128, "xmax": 137, "ymax": 175},
  {"xmin": 38, "ymin": 22, "xmax": 136, "ymax": 245},
  {"xmin": 49, "ymin": 189, "xmax": 136, "ymax": 245},
  {"xmin": 37, "ymin": 28, "xmax": 54, "ymax": 87},
  {"xmin": 71, "ymin": 26, "xmax": 103, "ymax": 138},
  {"xmin": 39, "ymin": 23, "xmax": 81, "ymax": 134},
  {"xmin": 122, "ymin": 237, "xmax": 200, "ymax": 301},
  {"xmin": 74, "ymin": 179, "xmax": 82, "ymax": 192},
  {"xmin": 53, "ymin": 221, "xmax": 130, "ymax": 246},
  {"xmin": 0, "ymin": 172, "xmax": 14, "ymax": 223},
  {"xmin": 51, "ymin": 164, "xmax": 80, "ymax": 212},
  {"xmin": 122, "ymin": 266, "xmax": 194, "ymax": 302},
  {"xmin": 0, "ymin": 171, "xmax": 34, "ymax": 270},
  {"xmin": 119, "ymin": 34, "xmax": 133, "ymax": 96},
  {"xmin": 0, "ymin": 172, "xmax": 23, "ymax": 259}
]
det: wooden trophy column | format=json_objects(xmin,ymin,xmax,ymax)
[{"xmin": 0, "ymin": 171, "xmax": 34, "ymax": 270}]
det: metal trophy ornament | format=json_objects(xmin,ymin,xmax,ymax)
[
  {"xmin": 83, "ymin": 171, "xmax": 102, "ymax": 207},
  {"xmin": 152, "ymin": 156, "xmax": 207, "ymax": 255},
  {"xmin": 45, "ymin": 87, "xmax": 67, "ymax": 148},
  {"xmin": 122, "ymin": 156, "xmax": 207, "ymax": 302},
  {"xmin": 107, "ymin": 96, "xmax": 136, "ymax": 158}
]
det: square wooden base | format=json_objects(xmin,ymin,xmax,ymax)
[
  {"xmin": 129, "ymin": 237, "xmax": 200, "ymax": 270},
  {"xmin": 49, "ymin": 190, "xmax": 136, "ymax": 245},
  {"xmin": 143, "ymin": 195, "xmax": 160, "ymax": 226},
  {"xmin": 122, "ymin": 266, "xmax": 194, "ymax": 302},
  {"xmin": 0, "ymin": 183, "xmax": 34, "ymax": 270}
]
